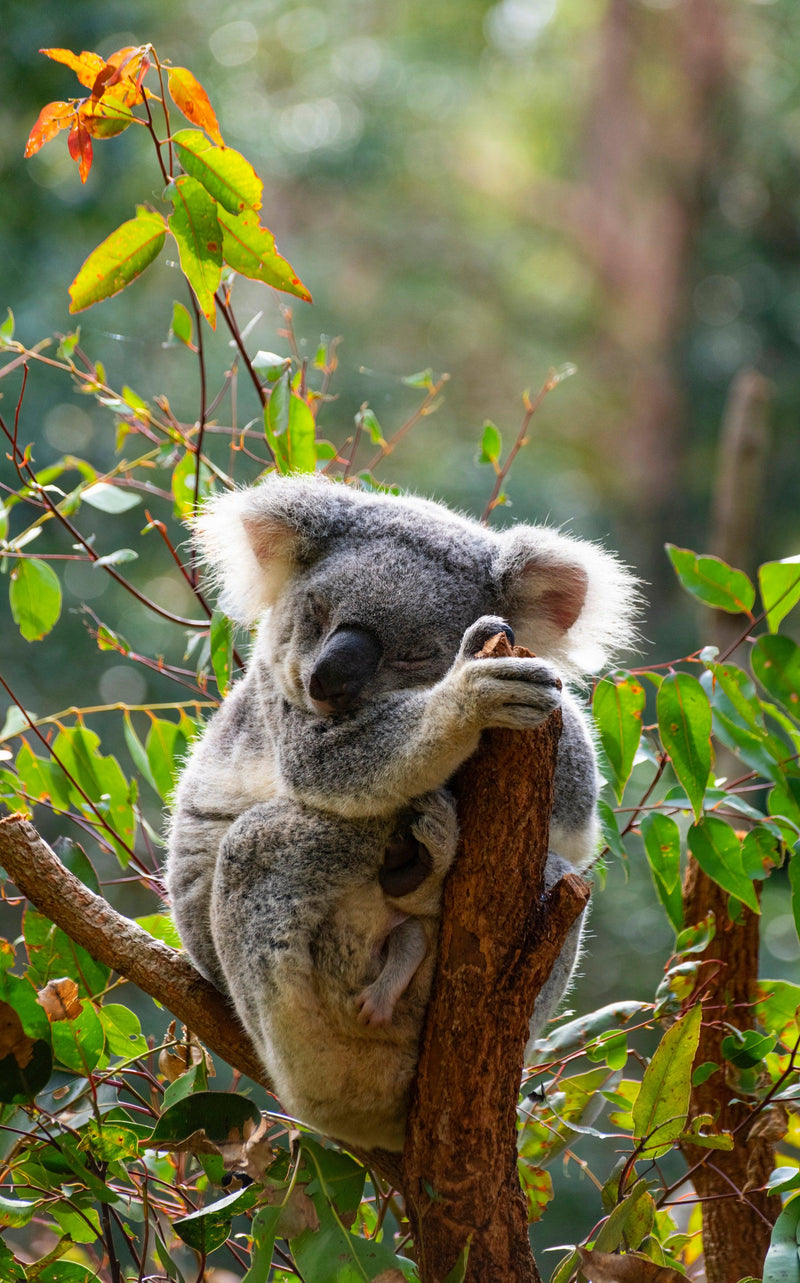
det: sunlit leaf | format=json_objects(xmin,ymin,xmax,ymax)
[
  {"xmin": 218, "ymin": 206, "xmax": 311, "ymax": 301},
  {"xmin": 24, "ymin": 100, "xmax": 75, "ymax": 157},
  {"xmin": 760, "ymin": 557, "xmax": 800, "ymax": 633},
  {"xmin": 0, "ymin": 1194, "xmax": 37, "ymax": 1229},
  {"xmin": 82, "ymin": 481, "xmax": 142, "ymax": 513},
  {"xmin": 167, "ymin": 176, "xmax": 222, "ymax": 326},
  {"xmin": 79, "ymin": 91, "xmax": 137, "ymax": 141},
  {"xmin": 593, "ymin": 671, "xmax": 645, "ymax": 802},
  {"xmin": 168, "ymin": 67, "xmax": 223, "ymax": 145},
  {"xmin": 93, "ymin": 547, "xmax": 138, "ymax": 569},
  {"xmin": 170, "ymin": 300, "xmax": 194, "ymax": 347},
  {"xmin": 173, "ymin": 129, "xmax": 262, "ymax": 215},
  {"xmin": 478, "ymin": 420, "xmax": 502, "ymax": 465},
  {"xmin": 9, "ymin": 558, "xmax": 62, "ymax": 641},
  {"xmin": 687, "ymin": 817, "xmax": 760, "ymax": 913},
  {"xmin": 67, "ymin": 117, "xmax": 93, "ymax": 182},
  {"xmin": 763, "ymin": 1194, "xmax": 800, "ymax": 1283},
  {"xmin": 517, "ymin": 1162, "xmax": 553, "ymax": 1224},
  {"xmin": 287, "ymin": 393, "xmax": 316, "ymax": 473},
  {"xmin": 210, "ymin": 611, "xmax": 233, "ymax": 696},
  {"xmin": 657, "ymin": 673, "xmax": 711, "ymax": 820},
  {"xmin": 666, "ymin": 544, "xmax": 755, "ymax": 614},
  {"xmin": 720, "ymin": 1028, "xmax": 775, "ymax": 1069},
  {"xmin": 40, "ymin": 47, "xmax": 106, "ymax": 90},
  {"xmin": 146, "ymin": 717, "xmax": 189, "ymax": 802},
  {"xmin": 631, "ymin": 1003, "xmax": 701, "ymax": 1157},
  {"xmin": 69, "ymin": 209, "xmax": 167, "ymax": 312}
]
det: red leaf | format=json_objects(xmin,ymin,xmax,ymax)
[
  {"xmin": 67, "ymin": 118, "xmax": 93, "ymax": 183},
  {"xmin": 24, "ymin": 100, "xmax": 74, "ymax": 158},
  {"xmin": 168, "ymin": 67, "xmax": 223, "ymax": 145},
  {"xmin": 40, "ymin": 47, "xmax": 105, "ymax": 90}
]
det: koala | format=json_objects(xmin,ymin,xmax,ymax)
[{"xmin": 166, "ymin": 473, "xmax": 637, "ymax": 1151}]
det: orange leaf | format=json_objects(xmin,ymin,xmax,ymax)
[
  {"xmin": 24, "ymin": 100, "xmax": 75, "ymax": 157},
  {"xmin": 40, "ymin": 47, "xmax": 105, "ymax": 90},
  {"xmin": 168, "ymin": 67, "xmax": 223, "ymax": 145},
  {"xmin": 94, "ymin": 47, "xmax": 150, "ymax": 106},
  {"xmin": 37, "ymin": 977, "xmax": 82, "ymax": 1021},
  {"xmin": 67, "ymin": 118, "xmax": 93, "ymax": 183}
]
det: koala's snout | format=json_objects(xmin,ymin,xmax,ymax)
[{"xmin": 308, "ymin": 626, "xmax": 383, "ymax": 714}]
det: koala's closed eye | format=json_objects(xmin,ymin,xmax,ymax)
[{"xmin": 388, "ymin": 651, "xmax": 440, "ymax": 671}]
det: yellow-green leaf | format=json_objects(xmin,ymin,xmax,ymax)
[
  {"xmin": 632, "ymin": 1004, "xmax": 701, "ymax": 1157},
  {"xmin": 657, "ymin": 672, "xmax": 711, "ymax": 820},
  {"xmin": 218, "ymin": 206, "xmax": 311, "ymax": 301},
  {"xmin": 167, "ymin": 175, "xmax": 222, "ymax": 327},
  {"xmin": 593, "ymin": 670, "xmax": 645, "ymax": 802},
  {"xmin": 172, "ymin": 129, "xmax": 262, "ymax": 215},
  {"xmin": 68, "ymin": 210, "xmax": 166, "ymax": 312},
  {"xmin": 10, "ymin": 558, "xmax": 62, "ymax": 641}
]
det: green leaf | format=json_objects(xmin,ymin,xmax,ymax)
[
  {"xmin": 218, "ymin": 206, "xmax": 311, "ymax": 301},
  {"xmin": 721, "ymin": 1028, "xmax": 776, "ymax": 1069},
  {"xmin": 753, "ymin": 635, "xmax": 800, "ymax": 717},
  {"xmin": 631, "ymin": 1003, "xmax": 701, "ymax": 1157},
  {"xmin": 594, "ymin": 1178, "xmax": 654, "ymax": 1252},
  {"xmin": 81, "ymin": 482, "xmax": 141, "ymax": 513},
  {"xmin": 704, "ymin": 660, "xmax": 764, "ymax": 731},
  {"xmin": 51, "ymin": 725, "xmax": 135, "ymax": 864},
  {"xmin": 147, "ymin": 1091, "xmax": 261, "ymax": 1148},
  {"xmin": 657, "ymin": 672, "xmax": 711, "ymax": 820},
  {"xmin": 123, "ymin": 712, "xmax": 161, "ymax": 797},
  {"xmin": 51, "ymin": 1001, "xmax": 104, "ymax": 1074},
  {"xmin": 0, "ymin": 1193, "xmax": 37, "ymax": 1228},
  {"xmin": 252, "ymin": 350, "xmax": 290, "ymax": 380},
  {"xmin": 789, "ymin": 852, "xmax": 800, "ymax": 949},
  {"xmin": 401, "ymin": 368, "xmax": 433, "ymax": 388},
  {"xmin": 478, "ymin": 420, "xmax": 502, "ymax": 464},
  {"xmin": 93, "ymin": 548, "xmax": 138, "ymax": 569},
  {"xmin": 763, "ymin": 1193, "xmax": 800, "ymax": 1283},
  {"xmin": 243, "ymin": 1205, "xmax": 287, "ymax": 1283},
  {"xmin": 0, "ymin": 308, "xmax": 14, "ymax": 346},
  {"xmin": 23, "ymin": 906, "xmax": 111, "ymax": 1000},
  {"xmin": 171, "ymin": 300, "xmax": 194, "ymax": 346},
  {"xmin": 167, "ymin": 175, "xmax": 223, "ymax": 327},
  {"xmin": 597, "ymin": 799, "xmax": 627, "ymax": 863},
  {"xmin": 68, "ymin": 210, "xmax": 167, "ymax": 313},
  {"xmin": 356, "ymin": 405, "xmax": 383, "ymax": 445},
  {"xmin": 210, "ymin": 610, "xmax": 233, "ymax": 696},
  {"xmin": 264, "ymin": 372, "xmax": 291, "ymax": 473},
  {"xmin": 9, "ymin": 558, "xmax": 62, "ymax": 641},
  {"xmin": 98, "ymin": 1003, "xmax": 149, "ymax": 1058},
  {"xmin": 687, "ymin": 817, "xmax": 760, "ymax": 914},
  {"xmin": 640, "ymin": 812, "xmax": 683, "ymax": 932},
  {"xmin": 146, "ymin": 717, "xmax": 189, "ymax": 802},
  {"xmin": 287, "ymin": 393, "xmax": 317, "ymax": 473},
  {"xmin": 760, "ymin": 557, "xmax": 800, "ymax": 633},
  {"xmin": 135, "ymin": 913, "xmax": 182, "ymax": 949},
  {"xmin": 175, "ymin": 1185, "xmax": 259, "ymax": 1253},
  {"xmin": 173, "ymin": 129, "xmax": 263, "ymax": 215},
  {"xmin": 666, "ymin": 544, "xmax": 755, "ymax": 614},
  {"xmin": 593, "ymin": 671, "xmax": 645, "ymax": 802},
  {"xmin": 171, "ymin": 449, "xmax": 213, "ymax": 519}
]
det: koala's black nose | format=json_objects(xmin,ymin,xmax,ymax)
[{"xmin": 308, "ymin": 627, "xmax": 383, "ymax": 714}]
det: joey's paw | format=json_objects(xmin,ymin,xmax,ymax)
[
  {"xmin": 458, "ymin": 616, "xmax": 515, "ymax": 661},
  {"xmin": 355, "ymin": 986, "xmax": 394, "ymax": 1027},
  {"xmin": 410, "ymin": 790, "xmax": 458, "ymax": 871}
]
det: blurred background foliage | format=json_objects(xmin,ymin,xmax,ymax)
[{"xmin": 2, "ymin": 0, "xmax": 800, "ymax": 1262}]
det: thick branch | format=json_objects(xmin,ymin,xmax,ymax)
[
  {"xmin": 403, "ymin": 707, "xmax": 590, "ymax": 1283},
  {"xmin": 0, "ymin": 814, "xmax": 267, "ymax": 1087}
]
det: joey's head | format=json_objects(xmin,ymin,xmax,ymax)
[{"xmin": 193, "ymin": 473, "xmax": 640, "ymax": 712}]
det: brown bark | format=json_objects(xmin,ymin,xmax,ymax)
[
  {"xmin": 680, "ymin": 870, "xmax": 778, "ymax": 1283},
  {"xmin": 0, "ymin": 813, "xmax": 269, "ymax": 1088},
  {"xmin": 403, "ymin": 707, "xmax": 590, "ymax": 1282}
]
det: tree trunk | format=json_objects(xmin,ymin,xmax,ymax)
[{"xmin": 403, "ymin": 703, "xmax": 590, "ymax": 1282}]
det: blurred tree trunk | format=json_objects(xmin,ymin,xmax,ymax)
[{"xmin": 678, "ymin": 366, "xmax": 778, "ymax": 1283}]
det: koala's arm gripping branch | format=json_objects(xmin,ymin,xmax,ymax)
[
  {"xmin": 402, "ymin": 708, "xmax": 591, "ymax": 1283},
  {"xmin": 0, "ymin": 814, "xmax": 269, "ymax": 1088}
]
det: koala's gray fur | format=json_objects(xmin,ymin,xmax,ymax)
[{"xmin": 166, "ymin": 473, "xmax": 638, "ymax": 1151}]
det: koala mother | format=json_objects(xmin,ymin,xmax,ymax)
[{"xmin": 166, "ymin": 474, "xmax": 637, "ymax": 1151}]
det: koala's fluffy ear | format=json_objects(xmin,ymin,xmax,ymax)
[
  {"xmin": 494, "ymin": 526, "xmax": 640, "ymax": 673},
  {"xmin": 192, "ymin": 475, "xmax": 360, "ymax": 624}
]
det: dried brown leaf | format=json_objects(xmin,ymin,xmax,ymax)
[
  {"xmin": 218, "ymin": 1114, "xmax": 275, "ymax": 1182},
  {"xmin": 36, "ymin": 977, "xmax": 81, "ymax": 1021},
  {"xmin": 158, "ymin": 1020, "xmax": 215, "ymax": 1082},
  {"xmin": 576, "ymin": 1248, "xmax": 684, "ymax": 1283}
]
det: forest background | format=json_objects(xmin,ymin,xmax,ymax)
[{"xmin": 1, "ymin": 0, "xmax": 800, "ymax": 1267}]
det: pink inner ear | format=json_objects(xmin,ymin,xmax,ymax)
[
  {"xmin": 241, "ymin": 514, "xmax": 297, "ymax": 566},
  {"xmin": 526, "ymin": 563, "xmax": 589, "ymax": 632}
]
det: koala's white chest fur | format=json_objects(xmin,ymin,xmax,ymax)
[{"xmin": 165, "ymin": 474, "xmax": 638, "ymax": 1150}]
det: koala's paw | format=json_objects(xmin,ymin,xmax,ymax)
[
  {"xmin": 410, "ymin": 790, "xmax": 458, "ymax": 874},
  {"xmin": 355, "ymin": 984, "xmax": 395, "ymax": 1027},
  {"xmin": 455, "ymin": 617, "xmax": 563, "ymax": 730}
]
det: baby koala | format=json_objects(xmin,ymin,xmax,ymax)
[{"xmin": 211, "ymin": 792, "xmax": 458, "ymax": 1152}]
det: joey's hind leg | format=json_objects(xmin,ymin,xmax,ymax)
[{"xmin": 355, "ymin": 917, "xmax": 428, "ymax": 1027}]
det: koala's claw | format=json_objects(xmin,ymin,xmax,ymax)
[
  {"xmin": 410, "ymin": 790, "xmax": 458, "ymax": 868},
  {"xmin": 459, "ymin": 616, "xmax": 515, "ymax": 661}
]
